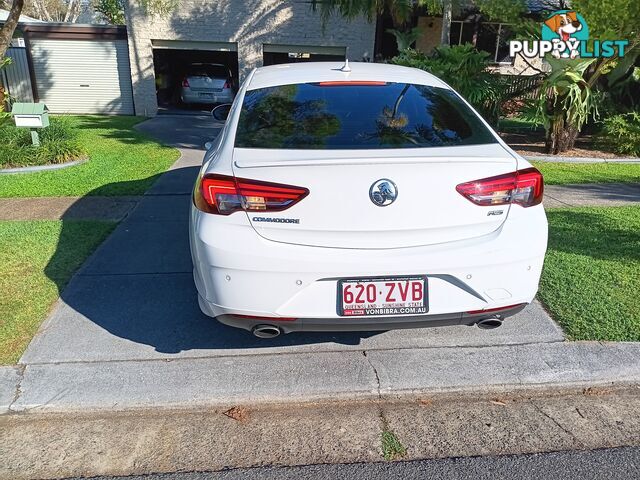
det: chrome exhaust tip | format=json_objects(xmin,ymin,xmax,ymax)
[
  {"xmin": 476, "ymin": 317, "xmax": 503, "ymax": 330},
  {"xmin": 252, "ymin": 324, "xmax": 282, "ymax": 339}
]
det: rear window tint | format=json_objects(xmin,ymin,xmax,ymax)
[
  {"xmin": 234, "ymin": 82, "xmax": 497, "ymax": 149},
  {"xmin": 188, "ymin": 65, "xmax": 229, "ymax": 78}
]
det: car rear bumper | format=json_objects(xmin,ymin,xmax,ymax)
[
  {"xmin": 202, "ymin": 298, "xmax": 527, "ymax": 333},
  {"xmin": 181, "ymin": 89, "xmax": 234, "ymax": 104},
  {"xmin": 190, "ymin": 204, "xmax": 548, "ymax": 331}
]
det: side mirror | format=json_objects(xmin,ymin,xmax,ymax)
[{"xmin": 211, "ymin": 103, "xmax": 232, "ymax": 122}]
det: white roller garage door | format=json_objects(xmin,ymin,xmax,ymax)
[{"xmin": 30, "ymin": 38, "xmax": 134, "ymax": 114}]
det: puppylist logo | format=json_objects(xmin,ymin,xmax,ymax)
[{"xmin": 509, "ymin": 10, "xmax": 629, "ymax": 60}]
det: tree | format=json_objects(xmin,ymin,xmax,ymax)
[
  {"xmin": 0, "ymin": 0, "xmax": 24, "ymax": 59},
  {"xmin": 93, "ymin": 0, "xmax": 125, "ymax": 24},
  {"xmin": 27, "ymin": 0, "xmax": 83, "ymax": 23},
  {"xmin": 312, "ymin": 0, "xmax": 415, "ymax": 28},
  {"xmin": 440, "ymin": 0, "xmax": 452, "ymax": 45}
]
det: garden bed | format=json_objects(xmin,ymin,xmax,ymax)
[
  {"xmin": 498, "ymin": 116, "xmax": 640, "ymax": 160},
  {"xmin": 501, "ymin": 131, "xmax": 637, "ymax": 160},
  {"xmin": 0, "ymin": 117, "xmax": 86, "ymax": 169},
  {"xmin": 0, "ymin": 116, "xmax": 180, "ymax": 197}
]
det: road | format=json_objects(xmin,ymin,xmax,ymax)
[{"xmin": 76, "ymin": 447, "xmax": 640, "ymax": 480}]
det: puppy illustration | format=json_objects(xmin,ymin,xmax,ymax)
[{"xmin": 544, "ymin": 11, "xmax": 583, "ymax": 58}]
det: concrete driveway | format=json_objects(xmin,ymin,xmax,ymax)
[{"xmin": 20, "ymin": 115, "xmax": 563, "ymax": 365}]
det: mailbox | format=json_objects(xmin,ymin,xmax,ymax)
[{"xmin": 11, "ymin": 103, "xmax": 49, "ymax": 128}]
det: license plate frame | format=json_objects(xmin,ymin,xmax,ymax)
[{"xmin": 336, "ymin": 275, "xmax": 429, "ymax": 317}]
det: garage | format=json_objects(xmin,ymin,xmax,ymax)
[
  {"xmin": 151, "ymin": 40, "xmax": 239, "ymax": 112},
  {"xmin": 27, "ymin": 25, "xmax": 134, "ymax": 115},
  {"xmin": 263, "ymin": 44, "xmax": 346, "ymax": 66}
]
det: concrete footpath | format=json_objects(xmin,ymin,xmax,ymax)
[
  {"xmin": 545, "ymin": 182, "xmax": 640, "ymax": 208},
  {"xmin": 2, "ymin": 341, "xmax": 640, "ymax": 413}
]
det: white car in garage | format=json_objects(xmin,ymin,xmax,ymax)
[
  {"xmin": 180, "ymin": 63, "xmax": 235, "ymax": 105},
  {"xmin": 190, "ymin": 62, "xmax": 547, "ymax": 338}
]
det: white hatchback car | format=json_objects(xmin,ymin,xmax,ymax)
[{"xmin": 190, "ymin": 62, "xmax": 547, "ymax": 338}]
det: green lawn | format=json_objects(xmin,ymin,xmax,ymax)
[
  {"xmin": 0, "ymin": 220, "xmax": 115, "ymax": 364},
  {"xmin": 533, "ymin": 161, "xmax": 640, "ymax": 185},
  {"xmin": 0, "ymin": 116, "xmax": 179, "ymax": 197},
  {"xmin": 539, "ymin": 206, "xmax": 640, "ymax": 341}
]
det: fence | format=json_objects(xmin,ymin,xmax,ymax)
[
  {"xmin": 1, "ymin": 46, "xmax": 35, "ymax": 106},
  {"xmin": 502, "ymin": 73, "xmax": 545, "ymax": 99}
]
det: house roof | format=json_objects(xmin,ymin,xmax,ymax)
[{"xmin": 525, "ymin": 0, "xmax": 567, "ymax": 13}]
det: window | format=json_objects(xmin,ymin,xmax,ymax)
[
  {"xmin": 187, "ymin": 64, "xmax": 230, "ymax": 79},
  {"xmin": 450, "ymin": 21, "xmax": 514, "ymax": 65},
  {"xmin": 235, "ymin": 83, "xmax": 497, "ymax": 150}
]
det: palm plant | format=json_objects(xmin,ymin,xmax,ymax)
[
  {"xmin": 534, "ymin": 57, "xmax": 598, "ymax": 154},
  {"xmin": 386, "ymin": 27, "xmax": 422, "ymax": 51},
  {"xmin": 311, "ymin": 0, "xmax": 415, "ymax": 26}
]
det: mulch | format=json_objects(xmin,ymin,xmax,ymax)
[{"xmin": 499, "ymin": 132, "xmax": 633, "ymax": 159}]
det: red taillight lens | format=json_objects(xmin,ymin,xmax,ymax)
[
  {"xmin": 182, "ymin": 78, "xmax": 189, "ymax": 87},
  {"xmin": 223, "ymin": 80, "xmax": 231, "ymax": 89},
  {"xmin": 455, "ymin": 167, "xmax": 544, "ymax": 208},
  {"xmin": 317, "ymin": 81, "xmax": 388, "ymax": 86},
  {"xmin": 194, "ymin": 174, "xmax": 309, "ymax": 215}
]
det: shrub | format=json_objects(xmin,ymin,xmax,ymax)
[
  {"xmin": 0, "ymin": 116, "xmax": 86, "ymax": 168},
  {"xmin": 596, "ymin": 112, "xmax": 640, "ymax": 157},
  {"xmin": 390, "ymin": 44, "xmax": 506, "ymax": 124}
]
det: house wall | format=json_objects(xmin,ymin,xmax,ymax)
[{"xmin": 124, "ymin": 0, "xmax": 376, "ymax": 116}]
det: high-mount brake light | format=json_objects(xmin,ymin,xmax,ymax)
[
  {"xmin": 317, "ymin": 81, "xmax": 387, "ymax": 86},
  {"xmin": 194, "ymin": 174, "xmax": 309, "ymax": 215},
  {"xmin": 455, "ymin": 168, "xmax": 544, "ymax": 208}
]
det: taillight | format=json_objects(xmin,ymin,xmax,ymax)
[
  {"xmin": 182, "ymin": 78, "xmax": 189, "ymax": 87},
  {"xmin": 455, "ymin": 167, "xmax": 543, "ymax": 208},
  {"xmin": 194, "ymin": 174, "xmax": 309, "ymax": 215},
  {"xmin": 223, "ymin": 80, "xmax": 231, "ymax": 89}
]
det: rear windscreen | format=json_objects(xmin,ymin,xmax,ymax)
[
  {"xmin": 188, "ymin": 65, "xmax": 229, "ymax": 78},
  {"xmin": 234, "ymin": 82, "xmax": 497, "ymax": 149}
]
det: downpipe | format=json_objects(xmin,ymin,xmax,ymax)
[{"xmin": 252, "ymin": 324, "xmax": 282, "ymax": 339}]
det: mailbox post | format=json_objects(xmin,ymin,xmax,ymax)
[{"xmin": 11, "ymin": 103, "xmax": 50, "ymax": 146}]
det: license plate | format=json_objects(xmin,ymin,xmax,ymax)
[
  {"xmin": 198, "ymin": 92, "xmax": 215, "ymax": 97},
  {"xmin": 337, "ymin": 276, "xmax": 428, "ymax": 317}
]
